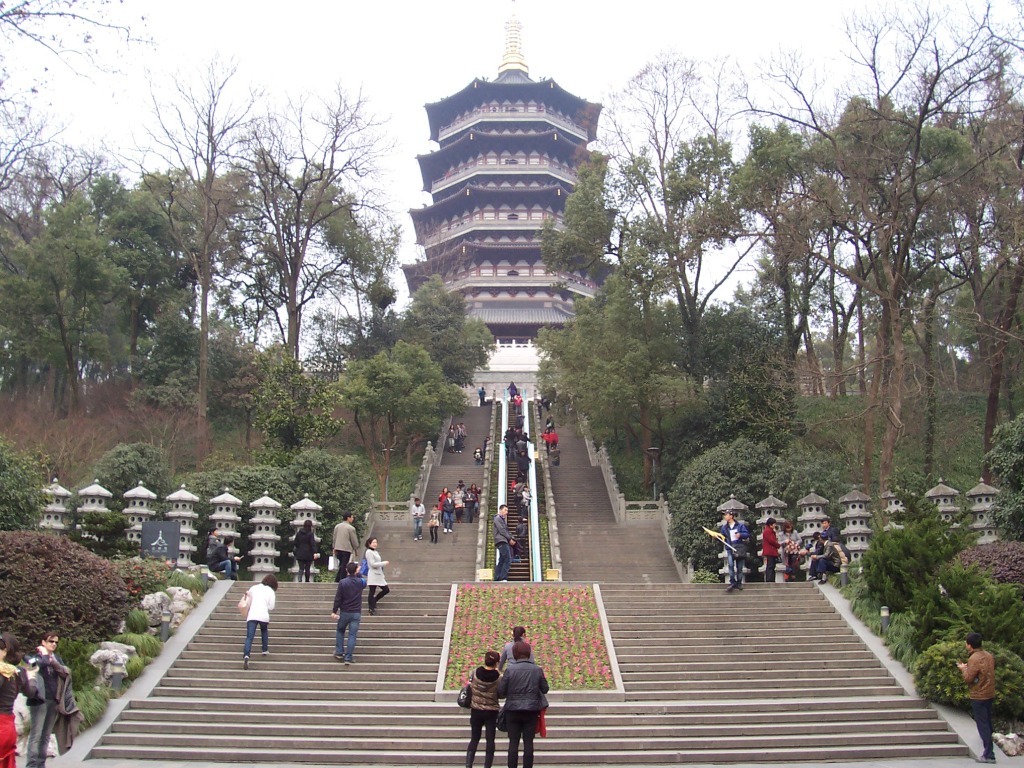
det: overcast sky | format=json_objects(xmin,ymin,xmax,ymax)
[{"xmin": 13, "ymin": 0, "xmax": 996, "ymax": 285}]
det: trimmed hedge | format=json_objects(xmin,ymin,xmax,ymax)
[
  {"xmin": 958, "ymin": 542, "xmax": 1024, "ymax": 586},
  {"xmin": 0, "ymin": 531, "xmax": 130, "ymax": 643},
  {"xmin": 914, "ymin": 639, "xmax": 1024, "ymax": 720}
]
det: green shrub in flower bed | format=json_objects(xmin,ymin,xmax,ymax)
[
  {"xmin": 167, "ymin": 569, "xmax": 207, "ymax": 594},
  {"xmin": 914, "ymin": 639, "xmax": 1024, "ymax": 720},
  {"xmin": 446, "ymin": 584, "xmax": 614, "ymax": 690},
  {"xmin": 111, "ymin": 632, "xmax": 162, "ymax": 658},
  {"xmin": 75, "ymin": 687, "xmax": 113, "ymax": 729},
  {"xmin": 125, "ymin": 609, "xmax": 150, "ymax": 635},
  {"xmin": 126, "ymin": 655, "xmax": 148, "ymax": 681},
  {"xmin": 57, "ymin": 638, "xmax": 99, "ymax": 691},
  {"xmin": 112, "ymin": 557, "xmax": 172, "ymax": 599},
  {"xmin": 958, "ymin": 542, "xmax": 1024, "ymax": 586},
  {"xmin": 690, "ymin": 569, "xmax": 721, "ymax": 584}
]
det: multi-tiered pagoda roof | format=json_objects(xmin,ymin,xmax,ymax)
[{"xmin": 403, "ymin": 11, "xmax": 602, "ymax": 341}]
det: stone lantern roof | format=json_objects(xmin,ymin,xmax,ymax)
[
  {"xmin": 210, "ymin": 490, "xmax": 243, "ymax": 506},
  {"xmin": 966, "ymin": 479, "xmax": 999, "ymax": 498},
  {"xmin": 290, "ymin": 494, "xmax": 323, "ymax": 513},
  {"xmin": 716, "ymin": 495, "xmax": 749, "ymax": 514},
  {"xmin": 838, "ymin": 489, "xmax": 871, "ymax": 503},
  {"xmin": 250, "ymin": 494, "xmax": 283, "ymax": 509},
  {"xmin": 78, "ymin": 480, "xmax": 112, "ymax": 498},
  {"xmin": 925, "ymin": 480, "xmax": 960, "ymax": 499},
  {"xmin": 45, "ymin": 480, "xmax": 71, "ymax": 499},
  {"xmin": 755, "ymin": 495, "xmax": 787, "ymax": 511},
  {"xmin": 797, "ymin": 491, "xmax": 830, "ymax": 506},
  {"xmin": 166, "ymin": 484, "xmax": 200, "ymax": 503},
  {"xmin": 124, "ymin": 482, "xmax": 157, "ymax": 500}
]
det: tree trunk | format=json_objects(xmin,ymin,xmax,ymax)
[
  {"xmin": 878, "ymin": 298, "xmax": 905, "ymax": 491},
  {"xmin": 197, "ymin": 277, "xmax": 211, "ymax": 463},
  {"xmin": 922, "ymin": 293, "xmax": 937, "ymax": 480}
]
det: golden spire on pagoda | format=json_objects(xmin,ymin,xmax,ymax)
[{"xmin": 498, "ymin": 2, "xmax": 529, "ymax": 76}]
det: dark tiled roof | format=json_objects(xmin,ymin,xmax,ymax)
[{"xmin": 469, "ymin": 306, "xmax": 574, "ymax": 324}]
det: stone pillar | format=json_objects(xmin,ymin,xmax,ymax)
[
  {"xmin": 40, "ymin": 480, "xmax": 71, "ymax": 532},
  {"xmin": 209, "ymin": 490, "xmax": 244, "ymax": 557},
  {"xmin": 165, "ymin": 485, "xmax": 200, "ymax": 567},
  {"xmin": 925, "ymin": 480, "xmax": 961, "ymax": 528},
  {"xmin": 123, "ymin": 482, "xmax": 158, "ymax": 548},
  {"xmin": 796, "ymin": 491, "xmax": 830, "ymax": 539},
  {"xmin": 755, "ymin": 494, "xmax": 787, "ymax": 582},
  {"xmin": 838, "ymin": 489, "xmax": 872, "ymax": 561},
  {"xmin": 248, "ymin": 495, "xmax": 282, "ymax": 575},
  {"xmin": 966, "ymin": 479, "xmax": 999, "ymax": 544},
  {"xmin": 716, "ymin": 495, "xmax": 751, "ymax": 581},
  {"xmin": 289, "ymin": 495, "xmax": 323, "ymax": 581}
]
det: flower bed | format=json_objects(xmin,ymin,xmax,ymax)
[{"xmin": 446, "ymin": 584, "xmax": 614, "ymax": 690}]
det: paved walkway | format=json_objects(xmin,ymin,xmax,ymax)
[{"xmin": 39, "ymin": 577, "xmax": 1024, "ymax": 768}]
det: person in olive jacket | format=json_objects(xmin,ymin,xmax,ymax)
[{"xmin": 497, "ymin": 641, "xmax": 548, "ymax": 768}]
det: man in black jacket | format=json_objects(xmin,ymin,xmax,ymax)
[
  {"xmin": 493, "ymin": 505, "xmax": 512, "ymax": 582},
  {"xmin": 331, "ymin": 562, "xmax": 366, "ymax": 664}
]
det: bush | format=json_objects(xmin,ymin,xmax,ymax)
[
  {"xmin": 860, "ymin": 503, "xmax": 973, "ymax": 612},
  {"xmin": 914, "ymin": 639, "xmax": 1024, "ymax": 720},
  {"xmin": 111, "ymin": 632, "xmax": 162, "ymax": 658},
  {"xmin": 92, "ymin": 442, "xmax": 172, "ymax": 509},
  {"xmin": 668, "ymin": 438, "xmax": 776, "ymax": 572},
  {"xmin": 0, "ymin": 437, "xmax": 44, "ymax": 531},
  {"xmin": 126, "ymin": 654, "xmax": 148, "ymax": 680},
  {"xmin": 987, "ymin": 415, "xmax": 1024, "ymax": 540},
  {"xmin": 75, "ymin": 686, "xmax": 113, "ymax": 729},
  {"xmin": 55, "ymin": 637, "xmax": 99, "ymax": 692},
  {"xmin": 690, "ymin": 569, "xmax": 721, "ymax": 584},
  {"xmin": 0, "ymin": 531, "xmax": 130, "ymax": 643},
  {"xmin": 124, "ymin": 609, "xmax": 149, "ymax": 635},
  {"xmin": 167, "ymin": 570, "xmax": 206, "ymax": 595},
  {"xmin": 113, "ymin": 557, "xmax": 171, "ymax": 599},
  {"xmin": 69, "ymin": 510, "xmax": 135, "ymax": 559},
  {"xmin": 911, "ymin": 562, "xmax": 1024, "ymax": 659},
  {"xmin": 958, "ymin": 542, "xmax": 1024, "ymax": 585}
]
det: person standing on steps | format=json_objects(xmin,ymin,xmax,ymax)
[
  {"xmin": 478, "ymin": 385, "xmax": 487, "ymax": 407},
  {"xmin": 761, "ymin": 517, "xmax": 780, "ymax": 584},
  {"xmin": 410, "ymin": 497, "xmax": 426, "ymax": 541},
  {"xmin": 498, "ymin": 641, "xmax": 549, "ymax": 768},
  {"xmin": 242, "ymin": 574, "xmax": 278, "ymax": 670},
  {"xmin": 364, "ymin": 537, "xmax": 390, "ymax": 615},
  {"xmin": 428, "ymin": 505, "xmax": 441, "ymax": 544},
  {"xmin": 292, "ymin": 519, "xmax": 319, "ymax": 583},
  {"xmin": 331, "ymin": 561, "xmax": 367, "ymax": 664},
  {"xmin": 720, "ymin": 509, "xmax": 750, "ymax": 592},
  {"xmin": 465, "ymin": 649, "xmax": 501, "ymax": 768},
  {"xmin": 958, "ymin": 631, "xmax": 996, "ymax": 764},
  {"xmin": 498, "ymin": 626, "xmax": 533, "ymax": 672},
  {"xmin": 493, "ymin": 505, "xmax": 512, "ymax": 582},
  {"xmin": 332, "ymin": 512, "xmax": 359, "ymax": 583}
]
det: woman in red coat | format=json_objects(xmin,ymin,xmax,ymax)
[{"xmin": 762, "ymin": 517, "xmax": 780, "ymax": 583}]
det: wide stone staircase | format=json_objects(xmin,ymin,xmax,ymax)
[
  {"xmin": 548, "ymin": 417, "xmax": 680, "ymax": 583},
  {"xmin": 369, "ymin": 406, "xmax": 491, "ymax": 584},
  {"xmin": 87, "ymin": 580, "xmax": 967, "ymax": 765}
]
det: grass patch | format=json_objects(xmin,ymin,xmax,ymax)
[
  {"xmin": 446, "ymin": 584, "xmax": 614, "ymax": 690},
  {"xmin": 167, "ymin": 570, "xmax": 207, "ymax": 595},
  {"xmin": 111, "ymin": 632, "xmax": 162, "ymax": 658},
  {"xmin": 125, "ymin": 609, "xmax": 149, "ymax": 634},
  {"xmin": 76, "ymin": 686, "xmax": 113, "ymax": 729}
]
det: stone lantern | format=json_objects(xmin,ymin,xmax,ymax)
[
  {"xmin": 966, "ymin": 479, "xmax": 999, "ymax": 545},
  {"xmin": 123, "ymin": 482, "xmax": 158, "ymax": 548},
  {"xmin": 289, "ymin": 495, "xmax": 323, "ymax": 581},
  {"xmin": 209, "ymin": 490, "xmax": 244, "ymax": 557},
  {"xmin": 925, "ymin": 480, "xmax": 961, "ymax": 527},
  {"xmin": 755, "ymin": 494, "xmax": 787, "ymax": 582},
  {"xmin": 796, "ymin": 491, "xmax": 830, "ymax": 539},
  {"xmin": 165, "ymin": 485, "xmax": 200, "ymax": 566},
  {"xmin": 248, "ymin": 494, "xmax": 282, "ymax": 575},
  {"xmin": 40, "ymin": 480, "xmax": 71, "ymax": 532},
  {"xmin": 77, "ymin": 480, "xmax": 112, "ymax": 516},
  {"xmin": 838, "ymin": 489, "xmax": 872, "ymax": 560}
]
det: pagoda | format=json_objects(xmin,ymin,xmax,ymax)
[{"xmin": 403, "ymin": 10, "xmax": 602, "ymax": 345}]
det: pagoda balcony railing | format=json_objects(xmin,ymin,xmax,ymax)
[
  {"xmin": 439, "ymin": 106, "xmax": 588, "ymax": 142},
  {"xmin": 447, "ymin": 270, "xmax": 599, "ymax": 296},
  {"xmin": 423, "ymin": 216, "xmax": 562, "ymax": 248},
  {"xmin": 432, "ymin": 159, "xmax": 576, "ymax": 194}
]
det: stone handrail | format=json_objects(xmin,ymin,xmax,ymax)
[
  {"xmin": 536, "ymin": 434, "xmax": 562, "ymax": 579},
  {"xmin": 474, "ymin": 397, "xmax": 499, "ymax": 575}
]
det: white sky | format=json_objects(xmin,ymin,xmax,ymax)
[{"xmin": 14, "ymin": 0, "xmax": 994, "ymax": 297}]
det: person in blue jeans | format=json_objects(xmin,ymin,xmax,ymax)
[
  {"xmin": 958, "ymin": 631, "xmax": 996, "ymax": 764},
  {"xmin": 242, "ymin": 574, "xmax": 278, "ymax": 670},
  {"xmin": 331, "ymin": 561, "xmax": 366, "ymax": 664},
  {"xmin": 720, "ymin": 509, "xmax": 750, "ymax": 592},
  {"xmin": 493, "ymin": 505, "xmax": 512, "ymax": 582},
  {"xmin": 206, "ymin": 529, "xmax": 240, "ymax": 580}
]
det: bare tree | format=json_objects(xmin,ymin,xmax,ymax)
[
  {"xmin": 235, "ymin": 84, "xmax": 391, "ymax": 359},
  {"xmin": 142, "ymin": 59, "xmax": 257, "ymax": 461}
]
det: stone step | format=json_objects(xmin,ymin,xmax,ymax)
[
  {"xmin": 90, "ymin": 744, "xmax": 967, "ymax": 765},
  {"xmin": 151, "ymin": 685, "xmax": 438, "ymax": 701}
]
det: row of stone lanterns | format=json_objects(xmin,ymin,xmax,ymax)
[
  {"xmin": 40, "ymin": 480, "xmax": 325, "ymax": 577},
  {"xmin": 717, "ymin": 479, "xmax": 1002, "ymax": 581}
]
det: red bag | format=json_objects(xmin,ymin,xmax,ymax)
[{"xmin": 537, "ymin": 707, "xmax": 547, "ymax": 737}]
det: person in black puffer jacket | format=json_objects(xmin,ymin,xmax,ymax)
[
  {"xmin": 292, "ymin": 519, "xmax": 318, "ymax": 583},
  {"xmin": 497, "ymin": 641, "xmax": 548, "ymax": 768},
  {"xmin": 465, "ymin": 649, "xmax": 501, "ymax": 768}
]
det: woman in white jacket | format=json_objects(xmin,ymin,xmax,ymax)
[
  {"xmin": 365, "ymin": 537, "xmax": 390, "ymax": 615},
  {"xmin": 242, "ymin": 574, "xmax": 278, "ymax": 669}
]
